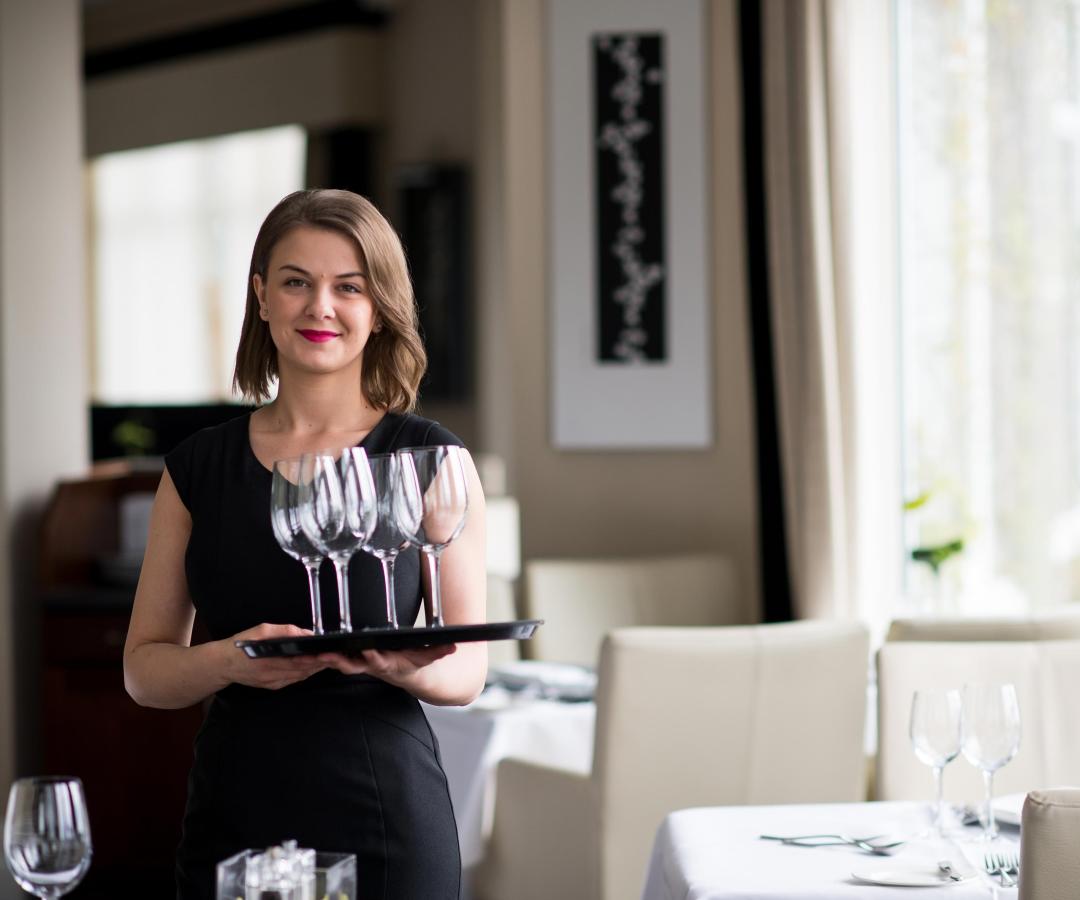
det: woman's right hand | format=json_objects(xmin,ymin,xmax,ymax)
[{"xmin": 220, "ymin": 623, "xmax": 330, "ymax": 690}]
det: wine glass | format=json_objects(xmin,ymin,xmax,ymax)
[
  {"xmin": 360, "ymin": 453, "xmax": 414, "ymax": 629},
  {"xmin": 395, "ymin": 446, "xmax": 469, "ymax": 628},
  {"xmin": 271, "ymin": 457, "xmax": 327, "ymax": 635},
  {"xmin": 4, "ymin": 777, "xmax": 91, "ymax": 899},
  {"xmin": 297, "ymin": 448, "xmax": 377, "ymax": 633},
  {"xmin": 909, "ymin": 688, "xmax": 962, "ymax": 838},
  {"xmin": 961, "ymin": 683, "xmax": 1021, "ymax": 841}
]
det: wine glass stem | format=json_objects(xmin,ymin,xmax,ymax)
[
  {"xmin": 425, "ymin": 550, "xmax": 444, "ymax": 627},
  {"xmin": 381, "ymin": 556, "xmax": 400, "ymax": 629},
  {"xmin": 305, "ymin": 562, "xmax": 324, "ymax": 635},
  {"xmin": 982, "ymin": 768, "xmax": 997, "ymax": 840},
  {"xmin": 333, "ymin": 557, "xmax": 352, "ymax": 633},
  {"xmin": 932, "ymin": 765, "xmax": 945, "ymax": 836}
]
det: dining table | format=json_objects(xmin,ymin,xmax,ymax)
[
  {"xmin": 640, "ymin": 801, "xmax": 1021, "ymax": 899},
  {"xmin": 421, "ymin": 678, "xmax": 596, "ymax": 870}
]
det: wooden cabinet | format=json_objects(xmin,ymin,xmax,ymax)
[{"xmin": 38, "ymin": 472, "xmax": 205, "ymax": 898}]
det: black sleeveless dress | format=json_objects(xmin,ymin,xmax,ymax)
[{"xmin": 166, "ymin": 412, "xmax": 463, "ymax": 900}]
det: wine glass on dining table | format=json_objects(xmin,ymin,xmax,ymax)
[
  {"xmin": 394, "ymin": 445, "xmax": 469, "ymax": 628},
  {"xmin": 359, "ymin": 453, "xmax": 415, "ymax": 629},
  {"xmin": 4, "ymin": 777, "xmax": 91, "ymax": 899},
  {"xmin": 961, "ymin": 682, "xmax": 1021, "ymax": 842},
  {"xmin": 297, "ymin": 448, "xmax": 377, "ymax": 633},
  {"xmin": 909, "ymin": 688, "xmax": 962, "ymax": 839},
  {"xmin": 271, "ymin": 457, "xmax": 328, "ymax": 635}
]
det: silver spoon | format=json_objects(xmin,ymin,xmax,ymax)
[{"xmin": 938, "ymin": 860, "xmax": 964, "ymax": 882}]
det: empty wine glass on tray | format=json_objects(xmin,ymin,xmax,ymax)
[
  {"xmin": 4, "ymin": 776, "xmax": 91, "ymax": 899},
  {"xmin": 360, "ymin": 453, "xmax": 414, "ymax": 629},
  {"xmin": 395, "ymin": 445, "xmax": 468, "ymax": 628},
  {"xmin": 961, "ymin": 683, "xmax": 1021, "ymax": 841},
  {"xmin": 909, "ymin": 688, "xmax": 962, "ymax": 838},
  {"xmin": 297, "ymin": 448, "xmax": 377, "ymax": 633},
  {"xmin": 271, "ymin": 457, "xmax": 328, "ymax": 635}
]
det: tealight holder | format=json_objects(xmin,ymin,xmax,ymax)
[{"xmin": 216, "ymin": 840, "xmax": 356, "ymax": 900}]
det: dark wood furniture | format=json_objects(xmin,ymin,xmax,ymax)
[{"xmin": 38, "ymin": 468, "xmax": 205, "ymax": 898}]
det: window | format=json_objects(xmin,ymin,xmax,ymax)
[
  {"xmin": 89, "ymin": 125, "xmax": 306, "ymax": 403},
  {"xmin": 897, "ymin": 0, "xmax": 1080, "ymax": 613}
]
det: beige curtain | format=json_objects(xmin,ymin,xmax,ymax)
[{"xmin": 759, "ymin": 0, "xmax": 898, "ymax": 622}]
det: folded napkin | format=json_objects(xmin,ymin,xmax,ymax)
[{"xmin": 487, "ymin": 660, "xmax": 597, "ymax": 701}]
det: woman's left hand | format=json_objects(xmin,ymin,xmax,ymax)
[{"xmin": 317, "ymin": 644, "xmax": 457, "ymax": 686}]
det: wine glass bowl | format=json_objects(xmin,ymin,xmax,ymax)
[
  {"xmin": 4, "ymin": 776, "xmax": 92, "ymax": 899},
  {"xmin": 961, "ymin": 683, "xmax": 1021, "ymax": 841},
  {"xmin": 909, "ymin": 688, "xmax": 962, "ymax": 838},
  {"xmin": 361, "ymin": 453, "xmax": 415, "ymax": 629},
  {"xmin": 395, "ymin": 446, "xmax": 469, "ymax": 627},
  {"xmin": 271, "ymin": 457, "xmax": 327, "ymax": 635},
  {"xmin": 297, "ymin": 449, "xmax": 376, "ymax": 633}
]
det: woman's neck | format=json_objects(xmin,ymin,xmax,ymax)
[{"xmin": 256, "ymin": 369, "xmax": 382, "ymax": 436}]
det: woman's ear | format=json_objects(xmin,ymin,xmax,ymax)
[{"xmin": 253, "ymin": 274, "xmax": 269, "ymax": 320}]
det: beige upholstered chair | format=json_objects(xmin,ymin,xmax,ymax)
[
  {"xmin": 876, "ymin": 640, "xmax": 1080, "ymax": 803},
  {"xmin": 522, "ymin": 552, "xmax": 745, "ymax": 666},
  {"xmin": 474, "ymin": 621, "xmax": 869, "ymax": 900},
  {"xmin": 1019, "ymin": 789, "xmax": 1080, "ymax": 899},
  {"xmin": 484, "ymin": 496, "xmax": 522, "ymax": 666},
  {"xmin": 414, "ymin": 495, "xmax": 522, "ymax": 665},
  {"xmin": 885, "ymin": 607, "xmax": 1080, "ymax": 642}
]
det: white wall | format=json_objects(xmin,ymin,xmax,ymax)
[
  {"xmin": 488, "ymin": 0, "xmax": 760, "ymax": 613},
  {"xmin": 0, "ymin": 0, "xmax": 89, "ymax": 786}
]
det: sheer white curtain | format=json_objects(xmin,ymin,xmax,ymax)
[
  {"xmin": 897, "ymin": 1, "xmax": 1080, "ymax": 616},
  {"xmin": 759, "ymin": 0, "xmax": 900, "ymax": 627}
]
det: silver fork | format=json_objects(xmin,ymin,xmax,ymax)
[
  {"xmin": 997, "ymin": 851, "xmax": 1020, "ymax": 886},
  {"xmin": 983, "ymin": 853, "xmax": 1016, "ymax": 888}
]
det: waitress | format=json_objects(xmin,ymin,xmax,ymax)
[{"xmin": 123, "ymin": 188, "xmax": 487, "ymax": 899}]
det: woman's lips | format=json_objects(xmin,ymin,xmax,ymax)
[{"xmin": 298, "ymin": 329, "xmax": 339, "ymax": 343}]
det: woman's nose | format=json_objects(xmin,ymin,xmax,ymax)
[{"xmin": 305, "ymin": 282, "xmax": 335, "ymax": 318}]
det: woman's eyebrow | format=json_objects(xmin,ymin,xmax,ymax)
[{"xmin": 277, "ymin": 264, "xmax": 366, "ymax": 279}]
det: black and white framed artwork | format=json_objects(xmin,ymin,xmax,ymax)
[{"xmin": 549, "ymin": 0, "xmax": 711, "ymax": 449}]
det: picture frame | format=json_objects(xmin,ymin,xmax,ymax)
[{"xmin": 548, "ymin": 0, "xmax": 711, "ymax": 449}]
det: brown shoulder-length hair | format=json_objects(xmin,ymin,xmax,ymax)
[{"xmin": 233, "ymin": 189, "xmax": 427, "ymax": 411}]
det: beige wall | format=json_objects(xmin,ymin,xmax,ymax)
[
  {"xmin": 0, "ymin": 0, "xmax": 89, "ymax": 785},
  {"xmin": 382, "ymin": 0, "xmax": 482, "ymax": 448},
  {"xmin": 80, "ymin": 0, "xmax": 761, "ymax": 609},
  {"xmin": 86, "ymin": 29, "xmax": 385, "ymax": 157},
  {"xmin": 492, "ymin": 0, "xmax": 760, "ymax": 613}
]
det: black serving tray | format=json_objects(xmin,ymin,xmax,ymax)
[{"xmin": 236, "ymin": 619, "xmax": 543, "ymax": 659}]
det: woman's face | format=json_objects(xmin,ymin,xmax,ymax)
[{"xmin": 253, "ymin": 225, "xmax": 378, "ymax": 384}]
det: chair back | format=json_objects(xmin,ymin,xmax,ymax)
[
  {"xmin": 592, "ymin": 621, "xmax": 869, "ymax": 900},
  {"xmin": 885, "ymin": 608, "xmax": 1080, "ymax": 642},
  {"xmin": 523, "ymin": 552, "xmax": 744, "ymax": 666},
  {"xmin": 485, "ymin": 496, "xmax": 521, "ymax": 665},
  {"xmin": 1019, "ymin": 789, "xmax": 1080, "ymax": 899},
  {"xmin": 876, "ymin": 640, "xmax": 1080, "ymax": 803}
]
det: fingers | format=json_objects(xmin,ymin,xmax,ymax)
[{"xmin": 247, "ymin": 622, "xmax": 315, "ymax": 640}]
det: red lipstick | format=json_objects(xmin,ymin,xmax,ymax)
[{"xmin": 298, "ymin": 330, "xmax": 339, "ymax": 343}]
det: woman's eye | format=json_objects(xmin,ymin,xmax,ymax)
[
  {"xmin": 339, "ymin": 283, "xmax": 363, "ymax": 294},
  {"xmin": 284, "ymin": 277, "xmax": 308, "ymax": 288}
]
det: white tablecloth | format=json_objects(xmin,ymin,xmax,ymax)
[
  {"xmin": 423, "ymin": 690, "xmax": 595, "ymax": 868},
  {"xmin": 641, "ymin": 801, "xmax": 1020, "ymax": 900}
]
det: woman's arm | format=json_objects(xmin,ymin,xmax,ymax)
[
  {"xmin": 123, "ymin": 469, "xmax": 327, "ymax": 709},
  {"xmin": 319, "ymin": 451, "xmax": 489, "ymax": 705}
]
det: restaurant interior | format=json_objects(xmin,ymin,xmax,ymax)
[{"xmin": 1, "ymin": 0, "xmax": 1079, "ymax": 897}]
